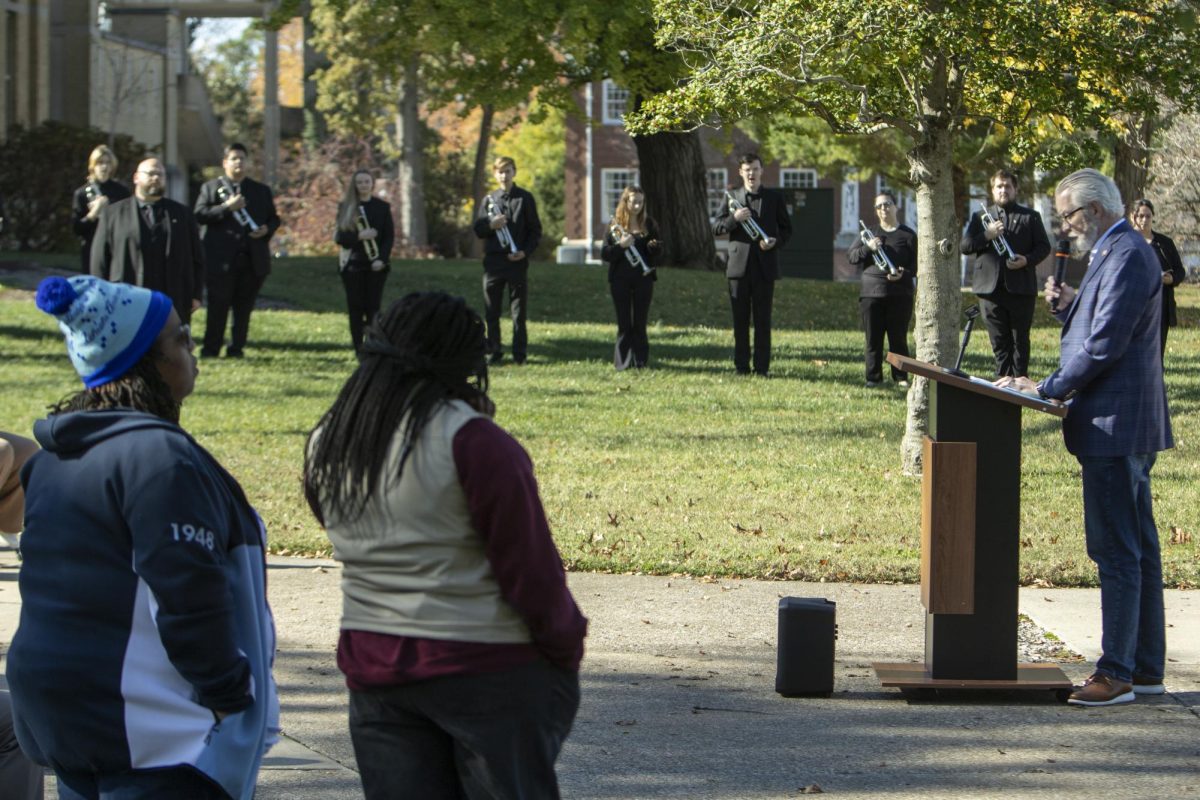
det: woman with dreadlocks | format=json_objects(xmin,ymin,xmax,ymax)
[
  {"xmin": 7, "ymin": 276, "xmax": 278, "ymax": 800},
  {"xmin": 304, "ymin": 291, "xmax": 586, "ymax": 800}
]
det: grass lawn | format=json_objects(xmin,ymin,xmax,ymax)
[{"xmin": 2, "ymin": 253, "xmax": 1197, "ymax": 587}]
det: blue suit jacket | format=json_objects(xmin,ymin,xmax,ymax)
[{"xmin": 1040, "ymin": 220, "xmax": 1172, "ymax": 457}]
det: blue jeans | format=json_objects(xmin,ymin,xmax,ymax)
[
  {"xmin": 349, "ymin": 659, "xmax": 579, "ymax": 800},
  {"xmin": 56, "ymin": 765, "xmax": 229, "ymax": 799},
  {"xmin": 1078, "ymin": 452, "xmax": 1166, "ymax": 683}
]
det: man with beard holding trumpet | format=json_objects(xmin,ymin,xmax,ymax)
[{"xmin": 997, "ymin": 169, "xmax": 1172, "ymax": 708}]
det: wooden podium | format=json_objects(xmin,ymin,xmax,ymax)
[{"xmin": 873, "ymin": 354, "xmax": 1074, "ymax": 694}]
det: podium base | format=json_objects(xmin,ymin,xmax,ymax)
[{"xmin": 873, "ymin": 661, "xmax": 1073, "ymax": 693}]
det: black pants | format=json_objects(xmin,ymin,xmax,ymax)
[
  {"xmin": 348, "ymin": 659, "xmax": 580, "ymax": 800},
  {"xmin": 978, "ymin": 286, "xmax": 1036, "ymax": 377},
  {"xmin": 0, "ymin": 691, "xmax": 42, "ymax": 800},
  {"xmin": 482, "ymin": 267, "xmax": 528, "ymax": 362},
  {"xmin": 728, "ymin": 269, "xmax": 775, "ymax": 375},
  {"xmin": 341, "ymin": 267, "xmax": 389, "ymax": 352},
  {"xmin": 203, "ymin": 252, "xmax": 264, "ymax": 356},
  {"xmin": 860, "ymin": 295, "xmax": 913, "ymax": 383},
  {"xmin": 610, "ymin": 270, "xmax": 654, "ymax": 369}
]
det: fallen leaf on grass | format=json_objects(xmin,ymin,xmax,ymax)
[{"xmin": 1169, "ymin": 526, "xmax": 1192, "ymax": 545}]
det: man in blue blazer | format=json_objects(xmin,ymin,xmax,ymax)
[{"xmin": 1000, "ymin": 169, "xmax": 1173, "ymax": 707}]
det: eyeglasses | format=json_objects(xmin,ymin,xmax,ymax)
[
  {"xmin": 1057, "ymin": 205, "xmax": 1087, "ymax": 228},
  {"xmin": 875, "ymin": 201, "xmax": 895, "ymax": 209}
]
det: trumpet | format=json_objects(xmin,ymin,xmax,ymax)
[
  {"xmin": 979, "ymin": 201, "xmax": 1016, "ymax": 260},
  {"xmin": 357, "ymin": 205, "xmax": 380, "ymax": 261},
  {"xmin": 83, "ymin": 181, "xmax": 101, "ymax": 203},
  {"xmin": 724, "ymin": 191, "xmax": 773, "ymax": 245},
  {"xmin": 610, "ymin": 221, "xmax": 653, "ymax": 275},
  {"xmin": 858, "ymin": 220, "xmax": 899, "ymax": 276},
  {"xmin": 217, "ymin": 177, "xmax": 260, "ymax": 232},
  {"xmin": 485, "ymin": 196, "xmax": 519, "ymax": 255}
]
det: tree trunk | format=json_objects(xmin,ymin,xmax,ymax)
[
  {"xmin": 1113, "ymin": 113, "xmax": 1155, "ymax": 209},
  {"xmin": 901, "ymin": 126, "xmax": 962, "ymax": 475},
  {"xmin": 395, "ymin": 53, "xmax": 427, "ymax": 248},
  {"xmin": 631, "ymin": 130, "xmax": 719, "ymax": 269},
  {"xmin": 468, "ymin": 104, "xmax": 495, "ymax": 259}
]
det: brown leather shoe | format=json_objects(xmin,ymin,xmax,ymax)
[{"xmin": 1067, "ymin": 673, "xmax": 1135, "ymax": 706}]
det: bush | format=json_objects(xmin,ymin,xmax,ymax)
[{"xmin": 0, "ymin": 122, "xmax": 147, "ymax": 251}]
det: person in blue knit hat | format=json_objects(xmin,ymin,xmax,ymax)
[{"xmin": 6, "ymin": 275, "xmax": 279, "ymax": 800}]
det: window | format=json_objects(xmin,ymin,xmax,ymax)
[
  {"xmin": 706, "ymin": 168, "xmax": 728, "ymax": 220},
  {"xmin": 601, "ymin": 80, "xmax": 630, "ymax": 125},
  {"xmin": 781, "ymin": 168, "xmax": 818, "ymax": 189},
  {"xmin": 600, "ymin": 168, "xmax": 639, "ymax": 222}
]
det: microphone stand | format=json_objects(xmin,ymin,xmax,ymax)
[{"xmin": 946, "ymin": 306, "xmax": 981, "ymax": 377}]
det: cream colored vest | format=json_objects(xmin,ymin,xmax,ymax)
[{"xmin": 326, "ymin": 399, "xmax": 532, "ymax": 643}]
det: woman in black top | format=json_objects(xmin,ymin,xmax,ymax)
[
  {"xmin": 1130, "ymin": 199, "xmax": 1187, "ymax": 359},
  {"xmin": 71, "ymin": 145, "xmax": 131, "ymax": 273},
  {"xmin": 600, "ymin": 186, "xmax": 660, "ymax": 369},
  {"xmin": 335, "ymin": 170, "xmax": 395, "ymax": 353},
  {"xmin": 847, "ymin": 191, "xmax": 917, "ymax": 388}
]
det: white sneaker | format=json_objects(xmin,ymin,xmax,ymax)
[{"xmin": 0, "ymin": 532, "xmax": 19, "ymax": 550}]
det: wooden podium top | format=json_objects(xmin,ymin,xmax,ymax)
[{"xmin": 887, "ymin": 353, "xmax": 1067, "ymax": 418}]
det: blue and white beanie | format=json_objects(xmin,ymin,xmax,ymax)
[{"xmin": 35, "ymin": 276, "xmax": 172, "ymax": 388}]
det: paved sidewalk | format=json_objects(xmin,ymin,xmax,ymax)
[{"xmin": 2, "ymin": 550, "xmax": 1197, "ymax": 799}]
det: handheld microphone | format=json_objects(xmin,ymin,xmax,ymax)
[{"xmin": 1051, "ymin": 239, "xmax": 1070, "ymax": 312}]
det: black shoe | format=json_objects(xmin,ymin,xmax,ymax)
[
  {"xmin": 225, "ymin": 349, "xmax": 244, "ymax": 359},
  {"xmin": 200, "ymin": 349, "xmax": 220, "ymax": 358},
  {"xmin": 488, "ymin": 352, "xmax": 504, "ymax": 365}
]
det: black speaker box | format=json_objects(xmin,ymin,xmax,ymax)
[{"xmin": 775, "ymin": 596, "xmax": 837, "ymax": 697}]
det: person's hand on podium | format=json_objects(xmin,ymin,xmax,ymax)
[{"xmin": 994, "ymin": 375, "xmax": 1040, "ymax": 397}]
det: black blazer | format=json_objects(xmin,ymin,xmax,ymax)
[
  {"xmin": 89, "ymin": 196, "xmax": 205, "ymax": 323},
  {"xmin": 72, "ymin": 179, "xmax": 131, "ymax": 273},
  {"xmin": 600, "ymin": 217, "xmax": 660, "ymax": 282},
  {"xmin": 334, "ymin": 197, "xmax": 395, "ymax": 271},
  {"xmin": 712, "ymin": 187, "xmax": 793, "ymax": 279},
  {"xmin": 194, "ymin": 176, "xmax": 281, "ymax": 279},
  {"xmin": 961, "ymin": 202, "xmax": 1051, "ymax": 296},
  {"xmin": 1149, "ymin": 231, "xmax": 1186, "ymax": 327},
  {"xmin": 847, "ymin": 224, "xmax": 917, "ymax": 298},
  {"xmin": 472, "ymin": 185, "xmax": 542, "ymax": 272}
]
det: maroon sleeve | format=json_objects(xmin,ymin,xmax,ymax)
[{"xmin": 453, "ymin": 417, "xmax": 587, "ymax": 671}]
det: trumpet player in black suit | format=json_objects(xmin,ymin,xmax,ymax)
[
  {"xmin": 472, "ymin": 156, "xmax": 542, "ymax": 365},
  {"xmin": 1130, "ymin": 199, "xmax": 1187, "ymax": 359},
  {"xmin": 712, "ymin": 153, "xmax": 793, "ymax": 377},
  {"xmin": 72, "ymin": 145, "xmax": 131, "ymax": 273},
  {"xmin": 601, "ymin": 186, "xmax": 660, "ymax": 370},
  {"xmin": 961, "ymin": 169, "xmax": 1051, "ymax": 378},
  {"xmin": 334, "ymin": 170, "xmax": 395, "ymax": 353},
  {"xmin": 193, "ymin": 142, "xmax": 281, "ymax": 358},
  {"xmin": 847, "ymin": 191, "xmax": 917, "ymax": 388}
]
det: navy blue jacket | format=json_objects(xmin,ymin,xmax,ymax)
[
  {"xmin": 1040, "ymin": 221, "xmax": 1173, "ymax": 457},
  {"xmin": 7, "ymin": 410, "xmax": 278, "ymax": 798}
]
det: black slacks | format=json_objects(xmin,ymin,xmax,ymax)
[
  {"xmin": 860, "ymin": 294, "xmax": 913, "ymax": 383},
  {"xmin": 203, "ymin": 251, "xmax": 264, "ymax": 356},
  {"xmin": 610, "ymin": 269, "xmax": 654, "ymax": 369},
  {"xmin": 978, "ymin": 285, "xmax": 1036, "ymax": 377},
  {"xmin": 728, "ymin": 265, "xmax": 775, "ymax": 375},
  {"xmin": 482, "ymin": 267, "xmax": 528, "ymax": 362},
  {"xmin": 348, "ymin": 659, "xmax": 580, "ymax": 800},
  {"xmin": 341, "ymin": 267, "xmax": 389, "ymax": 353}
]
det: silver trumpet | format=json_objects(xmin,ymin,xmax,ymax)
[
  {"xmin": 357, "ymin": 205, "xmax": 380, "ymax": 261},
  {"xmin": 724, "ymin": 191, "xmax": 772, "ymax": 244},
  {"xmin": 217, "ymin": 177, "xmax": 260, "ymax": 232},
  {"xmin": 858, "ymin": 220, "xmax": 898, "ymax": 276},
  {"xmin": 979, "ymin": 201, "xmax": 1016, "ymax": 260},
  {"xmin": 485, "ymin": 196, "xmax": 519, "ymax": 255},
  {"xmin": 610, "ymin": 221, "xmax": 653, "ymax": 275},
  {"xmin": 83, "ymin": 181, "xmax": 101, "ymax": 203}
]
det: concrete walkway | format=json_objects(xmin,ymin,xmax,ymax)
[{"xmin": 2, "ymin": 550, "xmax": 1197, "ymax": 799}]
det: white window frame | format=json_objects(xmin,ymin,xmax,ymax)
[
  {"xmin": 600, "ymin": 168, "xmax": 639, "ymax": 223},
  {"xmin": 601, "ymin": 79, "xmax": 630, "ymax": 126},
  {"xmin": 706, "ymin": 168, "xmax": 728, "ymax": 221},
  {"xmin": 781, "ymin": 168, "xmax": 818, "ymax": 190}
]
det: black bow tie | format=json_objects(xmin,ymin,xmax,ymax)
[{"xmin": 746, "ymin": 192, "xmax": 760, "ymax": 202}]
